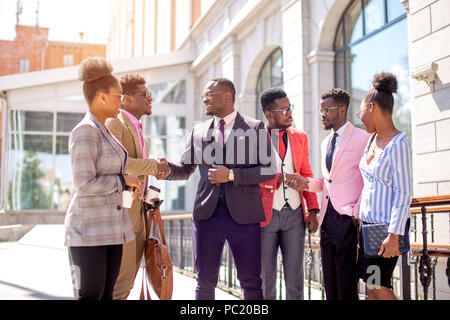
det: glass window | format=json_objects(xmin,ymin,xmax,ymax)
[
  {"xmin": 364, "ymin": 0, "xmax": 385, "ymax": 35},
  {"xmin": 387, "ymin": 0, "xmax": 406, "ymax": 22},
  {"xmin": 142, "ymin": 115, "xmax": 188, "ymax": 211},
  {"xmin": 57, "ymin": 112, "xmax": 84, "ymax": 132},
  {"xmin": 10, "ymin": 111, "xmax": 53, "ymax": 132},
  {"xmin": 345, "ymin": 0, "xmax": 363, "ymax": 44},
  {"xmin": 55, "ymin": 136, "xmax": 73, "ymax": 211},
  {"xmin": 334, "ymin": 0, "xmax": 410, "ymax": 139},
  {"xmin": 19, "ymin": 59, "xmax": 30, "ymax": 73},
  {"xmin": 255, "ymin": 47, "xmax": 284, "ymax": 121},
  {"xmin": 63, "ymin": 54, "xmax": 74, "ymax": 66},
  {"xmin": 8, "ymin": 134, "xmax": 53, "ymax": 210},
  {"xmin": 7, "ymin": 110, "xmax": 84, "ymax": 211},
  {"xmin": 148, "ymin": 80, "xmax": 186, "ymax": 104}
]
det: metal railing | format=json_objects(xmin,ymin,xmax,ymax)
[{"xmin": 161, "ymin": 195, "xmax": 450, "ymax": 300}]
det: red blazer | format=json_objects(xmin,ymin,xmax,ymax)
[{"xmin": 259, "ymin": 128, "xmax": 319, "ymax": 228}]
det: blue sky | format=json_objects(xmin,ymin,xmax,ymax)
[{"xmin": 0, "ymin": 0, "xmax": 109, "ymax": 43}]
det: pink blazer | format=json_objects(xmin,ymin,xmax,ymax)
[{"xmin": 307, "ymin": 123, "xmax": 369, "ymax": 227}]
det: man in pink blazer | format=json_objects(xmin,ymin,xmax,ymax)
[{"xmin": 307, "ymin": 89, "xmax": 369, "ymax": 300}]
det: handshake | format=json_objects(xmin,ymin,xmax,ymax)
[
  {"xmin": 284, "ymin": 173, "xmax": 309, "ymax": 192},
  {"xmin": 155, "ymin": 158, "xmax": 171, "ymax": 180}
]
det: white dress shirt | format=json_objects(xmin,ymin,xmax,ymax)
[
  {"xmin": 328, "ymin": 121, "xmax": 349, "ymax": 161},
  {"xmin": 213, "ymin": 110, "xmax": 237, "ymax": 144}
]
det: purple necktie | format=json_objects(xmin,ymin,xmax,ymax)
[{"xmin": 218, "ymin": 119, "xmax": 225, "ymax": 147}]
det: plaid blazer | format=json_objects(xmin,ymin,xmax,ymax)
[
  {"xmin": 259, "ymin": 128, "xmax": 319, "ymax": 228},
  {"xmin": 64, "ymin": 112, "xmax": 135, "ymax": 247}
]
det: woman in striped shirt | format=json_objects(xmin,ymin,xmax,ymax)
[{"xmin": 356, "ymin": 72, "xmax": 412, "ymax": 300}]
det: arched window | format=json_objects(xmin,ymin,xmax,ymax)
[
  {"xmin": 255, "ymin": 47, "xmax": 284, "ymax": 121},
  {"xmin": 334, "ymin": 0, "xmax": 410, "ymax": 138}
]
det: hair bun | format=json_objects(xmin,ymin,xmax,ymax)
[
  {"xmin": 78, "ymin": 56, "xmax": 113, "ymax": 82},
  {"xmin": 372, "ymin": 72, "xmax": 398, "ymax": 94}
]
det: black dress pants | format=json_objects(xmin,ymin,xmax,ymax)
[
  {"xmin": 320, "ymin": 201, "xmax": 358, "ymax": 300},
  {"xmin": 68, "ymin": 245, "xmax": 123, "ymax": 300}
]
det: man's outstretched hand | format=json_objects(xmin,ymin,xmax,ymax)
[{"xmin": 155, "ymin": 158, "xmax": 171, "ymax": 180}]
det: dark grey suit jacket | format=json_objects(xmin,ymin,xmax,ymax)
[{"xmin": 167, "ymin": 112, "xmax": 275, "ymax": 224}]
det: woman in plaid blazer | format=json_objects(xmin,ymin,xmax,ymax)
[{"xmin": 64, "ymin": 57, "xmax": 141, "ymax": 300}]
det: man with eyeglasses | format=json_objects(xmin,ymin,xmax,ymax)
[
  {"xmin": 258, "ymin": 87, "xmax": 320, "ymax": 300},
  {"xmin": 105, "ymin": 73, "xmax": 171, "ymax": 300},
  {"xmin": 161, "ymin": 77, "xmax": 276, "ymax": 300},
  {"xmin": 306, "ymin": 88, "xmax": 369, "ymax": 300}
]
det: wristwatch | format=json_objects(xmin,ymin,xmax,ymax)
[{"xmin": 228, "ymin": 169, "xmax": 234, "ymax": 182}]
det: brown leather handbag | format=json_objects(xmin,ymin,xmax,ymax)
[{"xmin": 140, "ymin": 207, "xmax": 173, "ymax": 300}]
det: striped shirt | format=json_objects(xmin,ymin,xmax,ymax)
[{"xmin": 359, "ymin": 132, "xmax": 412, "ymax": 235}]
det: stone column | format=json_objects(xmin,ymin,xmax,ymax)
[
  {"xmin": 220, "ymin": 35, "xmax": 241, "ymax": 103},
  {"xmin": 306, "ymin": 50, "xmax": 335, "ymax": 177}
]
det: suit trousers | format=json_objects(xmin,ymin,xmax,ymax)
[
  {"xmin": 68, "ymin": 245, "xmax": 123, "ymax": 300},
  {"xmin": 320, "ymin": 201, "xmax": 358, "ymax": 300},
  {"xmin": 193, "ymin": 199, "xmax": 263, "ymax": 300},
  {"xmin": 261, "ymin": 205, "xmax": 305, "ymax": 300},
  {"xmin": 113, "ymin": 208, "xmax": 146, "ymax": 300}
]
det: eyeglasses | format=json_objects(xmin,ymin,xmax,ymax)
[
  {"xmin": 356, "ymin": 103, "xmax": 373, "ymax": 119},
  {"xmin": 110, "ymin": 92, "xmax": 124, "ymax": 99},
  {"xmin": 271, "ymin": 105, "xmax": 294, "ymax": 115},
  {"xmin": 319, "ymin": 106, "xmax": 343, "ymax": 115},
  {"xmin": 200, "ymin": 91, "xmax": 224, "ymax": 100}
]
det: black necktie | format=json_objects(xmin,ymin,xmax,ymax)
[{"xmin": 326, "ymin": 132, "xmax": 338, "ymax": 172}]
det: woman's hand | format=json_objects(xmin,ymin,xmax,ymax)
[
  {"xmin": 124, "ymin": 175, "xmax": 142, "ymax": 200},
  {"xmin": 378, "ymin": 233, "xmax": 400, "ymax": 258}
]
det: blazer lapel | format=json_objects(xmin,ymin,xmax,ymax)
[
  {"xmin": 329, "ymin": 123, "xmax": 354, "ymax": 177},
  {"xmin": 120, "ymin": 111, "xmax": 143, "ymax": 159},
  {"xmin": 202, "ymin": 117, "xmax": 215, "ymax": 145},
  {"xmin": 88, "ymin": 112, "xmax": 127, "ymax": 169},
  {"xmin": 287, "ymin": 129, "xmax": 300, "ymax": 173}
]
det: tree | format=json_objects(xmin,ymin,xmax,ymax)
[{"xmin": 18, "ymin": 151, "xmax": 50, "ymax": 209}]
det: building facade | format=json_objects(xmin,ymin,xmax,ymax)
[
  {"xmin": 0, "ymin": 25, "xmax": 106, "ymax": 77},
  {"xmin": 0, "ymin": 0, "xmax": 449, "ymax": 297}
]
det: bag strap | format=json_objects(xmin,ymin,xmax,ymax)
[
  {"xmin": 140, "ymin": 266, "xmax": 151, "ymax": 300},
  {"xmin": 154, "ymin": 208, "xmax": 167, "ymax": 245},
  {"xmin": 145, "ymin": 207, "xmax": 167, "ymax": 245},
  {"xmin": 146, "ymin": 208, "xmax": 154, "ymax": 240}
]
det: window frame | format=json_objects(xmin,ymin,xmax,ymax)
[
  {"xmin": 63, "ymin": 54, "xmax": 74, "ymax": 66},
  {"xmin": 6, "ymin": 110, "xmax": 84, "ymax": 211},
  {"xmin": 333, "ymin": 0, "xmax": 407, "ymax": 87},
  {"xmin": 255, "ymin": 47, "xmax": 284, "ymax": 121},
  {"xmin": 19, "ymin": 58, "xmax": 30, "ymax": 73}
]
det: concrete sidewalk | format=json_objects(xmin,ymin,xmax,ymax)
[{"xmin": 0, "ymin": 225, "xmax": 238, "ymax": 300}]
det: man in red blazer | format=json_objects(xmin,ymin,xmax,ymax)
[{"xmin": 258, "ymin": 88, "xmax": 319, "ymax": 300}]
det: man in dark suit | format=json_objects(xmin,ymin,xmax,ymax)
[{"xmin": 161, "ymin": 78, "xmax": 275, "ymax": 300}]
